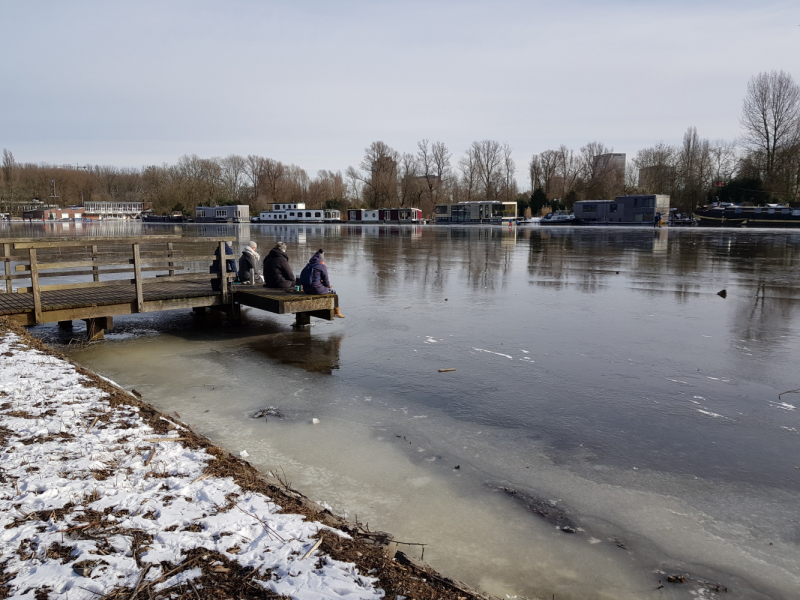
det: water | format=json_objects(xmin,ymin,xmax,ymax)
[{"xmin": 9, "ymin": 220, "xmax": 800, "ymax": 599}]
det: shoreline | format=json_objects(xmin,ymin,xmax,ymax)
[{"xmin": 0, "ymin": 317, "xmax": 489, "ymax": 600}]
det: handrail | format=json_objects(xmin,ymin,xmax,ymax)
[{"xmin": 1, "ymin": 238, "xmax": 236, "ymax": 321}]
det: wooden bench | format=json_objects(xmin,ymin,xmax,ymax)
[{"xmin": 233, "ymin": 287, "xmax": 338, "ymax": 328}]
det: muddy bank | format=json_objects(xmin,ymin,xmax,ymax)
[{"xmin": 0, "ymin": 318, "xmax": 490, "ymax": 600}]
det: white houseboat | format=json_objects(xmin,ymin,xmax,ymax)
[
  {"xmin": 347, "ymin": 207, "xmax": 422, "ymax": 224},
  {"xmin": 252, "ymin": 203, "xmax": 341, "ymax": 223}
]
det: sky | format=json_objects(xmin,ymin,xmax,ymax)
[{"xmin": 2, "ymin": 0, "xmax": 799, "ymax": 186}]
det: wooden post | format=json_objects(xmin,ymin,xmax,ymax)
[
  {"xmin": 29, "ymin": 248, "xmax": 42, "ymax": 324},
  {"xmin": 218, "ymin": 241, "xmax": 228, "ymax": 304},
  {"xmin": 3, "ymin": 243, "xmax": 11, "ymax": 294},
  {"xmin": 83, "ymin": 317, "xmax": 112, "ymax": 341},
  {"xmin": 167, "ymin": 242, "xmax": 175, "ymax": 277},
  {"xmin": 132, "ymin": 243, "xmax": 144, "ymax": 312},
  {"xmin": 294, "ymin": 312, "xmax": 311, "ymax": 328},
  {"xmin": 91, "ymin": 244, "xmax": 99, "ymax": 282}
]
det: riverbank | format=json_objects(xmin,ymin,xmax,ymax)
[{"xmin": 0, "ymin": 318, "xmax": 486, "ymax": 600}]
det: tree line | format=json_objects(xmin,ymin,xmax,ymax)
[{"xmin": 1, "ymin": 70, "xmax": 798, "ymax": 217}]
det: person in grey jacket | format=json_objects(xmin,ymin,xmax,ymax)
[
  {"xmin": 262, "ymin": 242, "xmax": 295, "ymax": 289},
  {"xmin": 238, "ymin": 241, "xmax": 264, "ymax": 284}
]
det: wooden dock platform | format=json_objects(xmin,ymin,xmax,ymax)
[
  {"xmin": 233, "ymin": 287, "xmax": 337, "ymax": 326},
  {"xmin": 1, "ymin": 236, "xmax": 338, "ymax": 338}
]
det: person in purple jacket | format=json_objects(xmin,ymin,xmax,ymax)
[{"xmin": 299, "ymin": 249, "xmax": 344, "ymax": 318}]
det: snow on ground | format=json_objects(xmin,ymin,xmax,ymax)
[{"xmin": 0, "ymin": 330, "xmax": 384, "ymax": 599}]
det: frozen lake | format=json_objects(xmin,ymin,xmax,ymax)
[{"xmin": 11, "ymin": 220, "xmax": 800, "ymax": 599}]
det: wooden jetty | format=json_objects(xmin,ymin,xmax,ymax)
[{"xmin": 1, "ymin": 236, "xmax": 338, "ymax": 339}]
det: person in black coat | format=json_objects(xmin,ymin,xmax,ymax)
[{"xmin": 262, "ymin": 242, "xmax": 295, "ymax": 289}]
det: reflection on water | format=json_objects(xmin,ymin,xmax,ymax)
[
  {"xmin": 248, "ymin": 330, "xmax": 343, "ymax": 374},
  {"xmin": 14, "ymin": 220, "xmax": 800, "ymax": 600}
]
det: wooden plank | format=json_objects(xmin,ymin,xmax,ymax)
[
  {"xmin": 15, "ymin": 271, "xmax": 220, "ymax": 293},
  {"xmin": 29, "ymin": 249, "xmax": 42, "ymax": 324},
  {"xmin": 3, "ymin": 265, "xmax": 186, "ymax": 280},
  {"xmin": 15, "ymin": 255, "xmax": 217, "ymax": 271},
  {"xmin": 132, "ymin": 243, "xmax": 144, "ymax": 312},
  {"xmin": 2, "ymin": 243, "xmax": 10, "ymax": 294},
  {"xmin": 5, "ymin": 294, "xmax": 223, "ymax": 326}
]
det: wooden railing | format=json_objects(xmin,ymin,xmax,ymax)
[{"xmin": 1, "ymin": 236, "xmax": 237, "ymax": 324}]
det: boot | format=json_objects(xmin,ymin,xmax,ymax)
[{"xmin": 334, "ymin": 306, "xmax": 345, "ymax": 318}]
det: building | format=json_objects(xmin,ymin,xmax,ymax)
[
  {"xmin": 23, "ymin": 207, "xmax": 85, "ymax": 221},
  {"xmin": 592, "ymin": 153, "xmax": 626, "ymax": 192},
  {"xmin": 83, "ymin": 201, "xmax": 152, "ymax": 220},
  {"xmin": 573, "ymin": 195, "xmax": 671, "ymax": 225},
  {"xmin": 195, "ymin": 205, "xmax": 250, "ymax": 223},
  {"xmin": 637, "ymin": 165, "xmax": 676, "ymax": 193}
]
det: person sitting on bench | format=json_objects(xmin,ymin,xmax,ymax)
[
  {"xmin": 262, "ymin": 242, "xmax": 295, "ymax": 289},
  {"xmin": 299, "ymin": 249, "xmax": 344, "ymax": 318}
]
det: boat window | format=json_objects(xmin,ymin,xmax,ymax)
[
  {"xmin": 768, "ymin": 208, "xmax": 775, "ymax": 214},
  {"xmin": 642, "ymin": 198, "xmax": 655, "ymax": 208},
  {"xmin": 782, "ymin": 209, "xmax": 790, "ymax": 214},
  {"xmin": 754, "ymin": 207, "xmax": 762, "ymax": 213},
  {"xmin": 633, "ymin": 198, "xmax": 638, "ymax": 207},
  {"xmin": 735, "ymin": 208, "xmax": 742, "ymax": 213},
  {"xmin": 583, "ymin": 204, "xmax": 597, "ymax": 213},
  {"xmin": 435, "ymin": 205, "xmax": 448, "ymax": 214},
  {"xmin": 290, "ymin": 212, "xmax": 295, "ymax": 217},
  {"xmin": 610, "ymin": 204, "xmax": 618, "ymax": 213},
  {"xmin": 306, "ymin": 212, "xmax": 312, "ymax": 217},
  {"xmin": 315, "ymin": 212, "xmax": 321, "ymax": 217}
]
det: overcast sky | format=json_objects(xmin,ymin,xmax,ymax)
[{"xmin": 2, "ymin": 0, "xmax": 799, "ymax": 186}]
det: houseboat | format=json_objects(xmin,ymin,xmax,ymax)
[
  {"xmin": 195, "ymin": 205, "xmax": 250, "ymax": 223},
  {"xmin": 693, "ymin": 204, "xmax": 800, "ymax": 228},
  {"xmin": 434, "ymin": 201, "xmax": 517, "ymax": 224},
  {"xmin": 252, "ymin": 203, "xmax": 341, "ymax": 223},
  {"xmin": 572, "ymin": 195, "xmax": 671, "ymax": 226},
  {"xmin": 347, "ymin": 208, "xmax": 422, "ymax": 224}
]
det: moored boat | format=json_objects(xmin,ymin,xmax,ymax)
[
  {"xmin": 693, "ymin": 204, "xmax": 800, "ymax": 228},
  {"xmin": 540, "ymin": 211, "xmax": 576, "ymax": 225}
]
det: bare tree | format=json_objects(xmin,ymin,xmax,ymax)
[
  {"xmin": 246, "ymin": 155, "xmax": 265, "ymax": 205},
  {"xmin": 740, "ymin": 70, "xmax": 800, "ymax": 184},
  {"xmin": 261, "ymin": 158, "xmax": 286, "ymax": 203},
  {"xmin": 220, "ymin": 154, "xmax": 247, "ymax": 203},
  {"xmin": 501, "ymin": 143, "xmax": 517, "ymax": 201},
  {"xmin": 417, "ymin": 140, "xmax": 452, "ymax": 213},
  {"xmin": 634, "ymin": 142, "xmax": 677, "ymax": 194},
  {"xmin": 346, "ymin": 141, "xmax": 399, "ymax": 208},
  {"xmin": 468, "ymin": 140, "xmax": 504, "ymax": 200},
  {"xmin": 678, "ymin": 126, "xmax": 711, "ymax": 210}
]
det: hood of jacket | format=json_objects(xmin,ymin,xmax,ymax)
[
  {"xmin": 267, "ymin": 248, "xmax": 288, "ymax": 261},
  {"xmin": 243, "ymin": 246, "xmax": 261, "ymax": 262},
  {"xmin": 307, "ymin": 252, "xmax": 323, "ymax": 265}
]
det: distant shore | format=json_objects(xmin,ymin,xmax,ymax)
[{"xmin": 0, "ymin": 318, "xmax": 486, "ymax": 600}]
